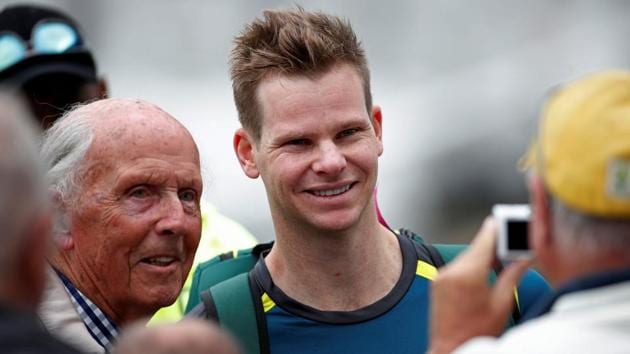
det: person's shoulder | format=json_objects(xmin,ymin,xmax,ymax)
[
  {"xmin": 1, "ymin": 341, "xmax": 83, "ymax": 354},
  {"xmin": 0, "ymin": 310, "xmax": 84, "ymax": 354},
  {"xmin": 29, "ymin": 335, "xmax": 85, "ymax": 354},
  {"xmin": 456, "ymin": 314, "xmax": 628, "ymax": 354},
  {"xmin": 515, "ymin": 267, "xmax": 550, "ymax": 316},
  {"xmin": 452, "ymin": 319, "xmax": 556, "ymax": 354}
]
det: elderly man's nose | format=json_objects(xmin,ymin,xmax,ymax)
[{"xmin": 156, "ymin": 194, "xmax": 189, "ymax": 236}]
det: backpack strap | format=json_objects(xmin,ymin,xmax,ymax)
[
  {"xmin": 197, "ymin": 243, "xmax": 274, "ymax": 354},
  {"xmin": 206, "ymin": 272, "xmax": 264, "ymax": 354},
  {"xmin": 397, "ymin": 228, "xmax": 445, "ymax": 267},
  {"xmin": 186, "ymin": 242, "xmax": 274, "ymax": 313},
  {"xmin": 431, "ymin": 244, "xmax": 466, "ymax": 265}
]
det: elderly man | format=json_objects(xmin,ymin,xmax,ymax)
[
  {"xmin": 0, "ymin": 4, "xmax": 256, "ymax": 322},
  {"xmin": 0, "ymin": 95, "xmax": 81, "ymax": 353},
  {"xmin": 429, "ymin": 70, "xmax": 630, "ymax": 353},
  {"xmin": 39, "ymin": 98, "xmax": 202, "ymax": 353}
]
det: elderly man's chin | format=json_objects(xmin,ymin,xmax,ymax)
[{"xmin": 132, "ymin": 263, "xmax": 189, "ymax": 308}]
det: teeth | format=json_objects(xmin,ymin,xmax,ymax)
[
  {"xmin": 144, "ymin": 257, "xmax": 175, "ymax": 266},
  {"xmin": 312, "ymin": 184, "xmax": 351, "ymax": 197}
]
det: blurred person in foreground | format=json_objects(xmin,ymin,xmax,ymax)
[
  {"xmin": 39, "ymin": 98, "xmax": 203, "ymax": 353},
  {"xmin": 0, "ymin": 95, "xmax": 81, "ymax": 353},
  {"xmin": 429, "ymin": 70, "xmax": 630, "ymax": 353},
  {"xmin": 190, "ymin": 8, "xmax": 547, "ymax": 354},
  {"xmin": 114, "ymin": 319, "xmax": 240, "ymax": 354},
  {"xmin": 0, "ymin": 3, "xmax": 257, "ymax": 322}
]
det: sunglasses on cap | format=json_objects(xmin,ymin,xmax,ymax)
[{"xmin": 0, "ymin": 20, "xmax": 85, "ymax": 72}]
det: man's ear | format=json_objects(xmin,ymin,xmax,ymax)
[
  {"xmin": 98, "ymin": 77, "xmax": 109, "ymax": 99},
  {"xmin": 371, "ymin": 105, "xmax": 384, "ymax": 156},
  {"xmin": 529, "ymin": 174, "xmax": 553, "ymax": 255},
  {"xmin": 234, "ymin": 128, "xmax": 260, "ymax": 179},
  {"xmin": 50, "ymin": 189, "xmax": 74, "ymax": 251}
]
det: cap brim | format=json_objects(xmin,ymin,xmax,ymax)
[{"xmin": 0, "ymin": 51, "xmax": 97, "ymax": 87}]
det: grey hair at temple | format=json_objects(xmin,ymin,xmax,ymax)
[{"xmin": 40, "ymin": 102, "xmax": 95, "ymax": 235}]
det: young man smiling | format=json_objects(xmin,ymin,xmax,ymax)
[
  {"xmin": 191, "ymin": 8, "xmax": 548, "ymax": 354},
  {"xmin": 191, "ymin": 9, "xmax": 437, "ymax": 353}
]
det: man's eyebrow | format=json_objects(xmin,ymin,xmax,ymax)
[
  {"xmin": 178, "ymin": 175, "xmax": 203, "ymax": 188},
  {"xmin": 274, "ymin": 131, "xmax": 309, "ymax": 141},
  {"xmin": 114, "ymin": 170, "xmax": 168, "ymax": 186},
  {"xmin": 337, "ymin": 118, "xmax": 371, "ymax": 129}
]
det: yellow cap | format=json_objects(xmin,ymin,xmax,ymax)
[{"xmin": 525, "ymin": 70, "xmax": 630, "ymax": 218}]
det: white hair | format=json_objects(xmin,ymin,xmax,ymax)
[
  {"xmin": 0, "ymin": 94, "xmax": 47, "ymax": 273},
  {"xmin": 551, "ymin": 197, "xmax": 630, "ymax": 256},
  {"xmin": 40, "ymin": 103, "xmax": 94, "ymax": 234}
]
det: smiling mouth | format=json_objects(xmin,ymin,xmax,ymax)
[
  {"xmin": 308, "ymin": 183, "xmax": 354, "ymax": 197},
  {"xmin": 141, "ymin": 256, "xmax": 178, "ymax": 267}
]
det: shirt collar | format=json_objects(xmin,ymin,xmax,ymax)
[
  {"xmin": 54, "ymin": 269, "xmax": 119, "ymax": 351},
  {"xmin": 520, "ymin": 267, "xmax": 630, "ymax": 323}
]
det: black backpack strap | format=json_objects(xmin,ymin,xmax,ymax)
[
  {"xmin": 248, "ymin": 271, "xmax": 270, "ymax": 354},
  {"xmin": 417, "ymin": 242, "xmax": 446, "ymax": 268},
  {"xmin": 397, "ymin": 228, "xmax": 445, "ymax": 267}
]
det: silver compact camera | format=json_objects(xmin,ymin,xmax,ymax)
[{"xmin": 493, "ymin": 204, "xmax": 533, "ymax": 261}]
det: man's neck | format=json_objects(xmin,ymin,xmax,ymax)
[
  {"xmin": 546, "ymin": 245, "xmax": 630, "ymax": 288},
  {"xmin": 265, "ymin": 216, "xmax": 403, "ymax": 311},
  {"xmin": 49, "ymin": 254, "xmax": 147, "ymax": 326}
]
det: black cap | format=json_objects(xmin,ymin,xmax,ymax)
[{"xmin": 0, "ymin": 4, "xmax": 97, "ymax": 86}]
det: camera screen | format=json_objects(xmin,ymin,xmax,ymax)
[{"xmin": 507, "ymin": 220, "xmax": 529, "ymax": 250}]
